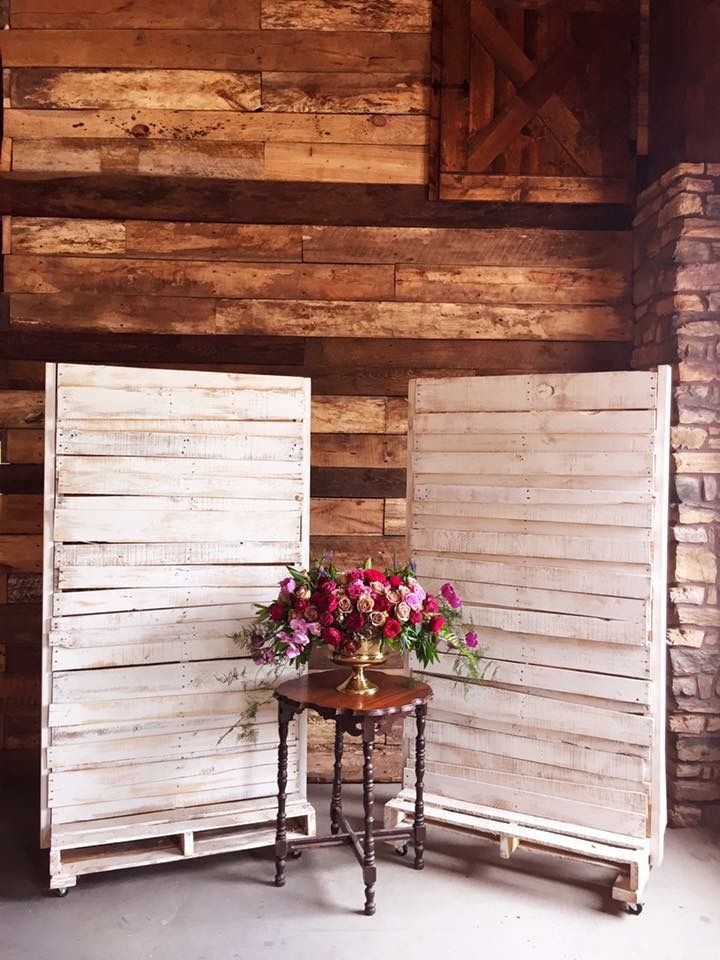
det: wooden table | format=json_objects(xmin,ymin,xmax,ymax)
[{"xmin": 273, "ymin": 669, "xmax": 433, "ymax": 916}]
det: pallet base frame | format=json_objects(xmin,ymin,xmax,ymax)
[
  {"xmin": 385, "ymin": 789, "xmax": 650, "ymax": 907},
  {"xmin": 49, "ymin": 798, "xmax": 316, "ymax": 892}
]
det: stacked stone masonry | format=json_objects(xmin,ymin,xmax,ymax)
[{"xmin": 633, "ymin": 162, "xmax": 720, "ymax": 827}]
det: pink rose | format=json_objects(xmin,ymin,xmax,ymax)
[{"xmin": 464, "ymin": 630, "xmax": 478, "ymax": 649}]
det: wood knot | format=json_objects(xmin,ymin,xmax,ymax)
[{"xmin": 130, "ymin": 124, "xmax": 150, "ymax": 139}]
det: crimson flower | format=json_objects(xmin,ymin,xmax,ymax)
[
  {"xmin": 269, "ymin": 602, "xmax": 285, "ymax": 621},
  {"xmin": 429, "ymin": 615, "xmax": 444, "ymax": 634},
  {"xmin": 383, "ymin": 618, "xmax": 401, "ymax": 638}
]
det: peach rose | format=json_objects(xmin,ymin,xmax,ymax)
[{"xmin": 357, "ymin": 594, "xmax": 375, "ymax": 614}]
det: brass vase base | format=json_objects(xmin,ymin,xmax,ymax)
[{"xmin": 336, "ymin": 664, "xmax": 378, "ymax": 696}]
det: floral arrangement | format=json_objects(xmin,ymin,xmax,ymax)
[{"xmin": 236, "ymin": 559, "xmax": 481, "ymax": 678}]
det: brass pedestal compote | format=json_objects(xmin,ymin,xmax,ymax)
[{"xmin": 330, "ymin": 637, "xmax": 387, "ymax": 695}]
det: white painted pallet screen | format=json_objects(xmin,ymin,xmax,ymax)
[
  {"xmin": 41, "ymin": 363, "xmax": 314, "ymax": 888},
  {"xmin": 388, "ymin": 370, "xmax": 670, "ymax": 900}
]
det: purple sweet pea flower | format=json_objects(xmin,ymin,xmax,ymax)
[
  {"xmin": 464, "ymin": 630, "xmax": 478, "ymax": 649},
  {"xmin": 440, "ymin": 582, "xmax": 462, "ymax": 609},
  {"xmin": 280, "ymin": 577, "xmax": 296, "ymax": 595}
]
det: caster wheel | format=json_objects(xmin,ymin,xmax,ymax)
[
  {"xmin": 55, "ymin": 888, "xmax": 69, "ymax": 898},
  {"xmin": 626, "ymin": 903, "xmax": 643, "ymax": 916},
  {"xmin": 288, "ymin": 849, "xmax": 302, "ymax": 860},
  {"xmin": 395, "ymin": 844, "xmax": 408, "ymax": 857}
]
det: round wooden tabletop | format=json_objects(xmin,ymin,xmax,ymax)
[{"xmin": 274, "ymin": 669, "xmax": 432, "ymax": 718}]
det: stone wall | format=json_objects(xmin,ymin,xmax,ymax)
[{"xmin": 633, "ymin": 162, "xmax": 720, "ymax": 827}]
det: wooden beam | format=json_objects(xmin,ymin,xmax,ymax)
[{"xmin": 0, "ymin": 175, "xmax": 632, "ymax": 229}]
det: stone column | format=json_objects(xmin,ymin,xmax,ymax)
[{"xmin": 633, "ymin": 162, "xmax": 720, "ymax": 827}]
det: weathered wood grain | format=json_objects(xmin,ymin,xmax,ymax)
[
  {"xmin": 10, "ymin": 0, "xmax": 261, "ymax": 29},
  {"xmin": 0, "ymin": 495, "xmax": 43, "ymax": 533},
  {"xmin": 5, "ymin": 255, "xmax": 395, "ymax": 301},
  {"xmin": 395, "ymin": 265, "xmax": 629, "ymax": 303},
  {"xmin": 310, "ymin": 498, "xmax": 384, "ymax": 535},
  {"xmin": 312, "ymin": 433, "xmax": 406, "ymax": 468},
  {"xmin": 10, "ymin": 293, "xmax": 217, "ymax": 334},
  {"xmin": 0, "ymin": 176, "xmax": 632, "ymax": 229},
  {"xmin": 12, "ymin": 140, "xmax": 265, "ymax": 178},
  {"xmin": 0, "ymin": 390, "xmax": 44, "ymax": 426},
  {"xmin": 5, "ymin": 428, "xmax": 44, "ymax": 464},
  {"xmin": 261, "ymin": 72, "xmax": 428, "ymax": 113},
  {"xmin": 217, "ymin": 299, "xmax": 632, "ymax": 340},
  {"xmin": 311, "ymin": 396, "xmax": 387, "ymax": 434},
  {"xmin": 4, "ymin": 110, "xmax": 429, "ymax": 146},
  {"xmin": 302, "ymin": 225, "xmax": 631, "ymax": 266},
  {"xmin": 0, "ymin": 30, "xmax": 430, "ymax": 72},
  {"xmin": 11, "ymin": 70, "xmax": 261, "ymax": 111},
  {"xmin": 261, "ymin": 0, "xmax": 431, "ymax": 32},
  {"xmin": 10, "ymin": 218, "xmax": 126, "ymax": 255},
  {"xmin": 440, "ymin": 174, "xmax": 631, "ymax": 204},
  {"xmin": 124, "ymin": 221, "xmax": 302, "ymax": 261},
  {"xmin": 263, "ymin": 143, "xmax": 427, "ymax": 184}
]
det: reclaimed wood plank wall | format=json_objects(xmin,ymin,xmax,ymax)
[{"xmin": 0, "ymin": 0, "xmax": 637, "ymax": 780}]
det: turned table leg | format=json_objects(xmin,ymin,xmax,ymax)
[
  {"xmin": 362, "ymin": 717, "xmax": 377, "ymax": 916},
  {"xmin": 330, "ymin": 720, "xmax": 344, "ymax": 836},
  {"xmin": 413, "ymin": 703, "xmax": 427, "ymax": 870},
  {"xmin": 274, "ymin": 700, "xmax": 293, "ymax": 887}
]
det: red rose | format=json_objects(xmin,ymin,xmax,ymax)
[
  {"xmin": 345, "ymin": 610, "xmax": 365, "ymax": 632},
  {"xmin": 373, "ymin": 594, "xmax": 390, "ymax": 612},
  {"xmin": 363, "ymin": 569, "xmax": 387, "ymax": 584},
  {"xmin": 424, "ymin": 595, "xmax": 439, "ymax": 613},
  {"xmin": 410, "ymin": 610, "xmax": 423, "ymax": 625},
  {"xmin": 269, "ymin": 602, "xmax": 285, "ymax": 621},
  {"xmin": 389, "ymin": 575, "xmax": 403, "ymax": 588},
  {"xmin": 316, "ymin": 593, "xmax": 338, "ymax": 614},
  {"xmin": 293, "ymin": 597, "xmax": 308, "ymax": 613},
  {"xmin": 319, "ymin": 579, "xmax": 336, "ymax": 594},
  {"xmin": 319, "ymin": 611, "xmax": 335, "ymax": 627},
  {"xmin": 383, "ymin": 618, "xmax": 401, "ymax": 638},
  {"xmin": 429, "ymin": 615, "xmax": 444, "ymax": 634},
  {"xmin": 321, "ymin": 627, "xmax": 342, "ymax": 647}
]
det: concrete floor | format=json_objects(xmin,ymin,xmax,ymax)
[{"xmin": 1, "ymin": 782, "xmax": 718, "ymax": 960}]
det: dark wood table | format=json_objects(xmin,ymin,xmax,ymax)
[{"xmin": 273, "ymin": 669, "xmax": 433, "ymax": 916}]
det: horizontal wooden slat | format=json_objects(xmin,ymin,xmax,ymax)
[
  {"xmin": 6, "ymin": 255, "xmax": 396, "ymax": 301},
  {"xmin": 396, "ymin": 265, "xmax": 629, "ymax": 304},
  {"xmin": 412, "ymin": 553, "xmax": 650, "ymax": 600},
  {"xmin": 411, "ymin": 527, "xmax": 650, "ymax": 565},
  {"xmin": 0, "ymin": 390, "xmax": 44, "ymax": 427},
  {"xmin": 424, "ymin": 677, "xmax": 652, "ymax": 746},
  {"xmin": 56, "ymin": 428, "xmax": 302, "ymax": 460},
  {"xmin": 310, "ymin": 498, "xmax": 384, "ymax": 535},
  {"xmin": 302, "ymin": 226, "xmax": 630, "ymax": 267},
  {"xmin": 56, "ymin": 541, "xmax": 303, "ymax": 567},
  {"xmin": 57, "ymin": 563, "xmax": 286, "ymax": 591},
  {"xmin": 57, "ymin": 363, "xmax": 305, "ymax": 391},
  {"xmin": 56, "ymin": 456, "xmax": 303, "ymax": 498},
  {"xmin": 56, "ymin": 384, "xmax": 305, "ymax": 420},
  {"xmin": 0, "ymin": 495, "xmax": 43, "ymax": 533},
  {"xmin": 5, "ymin": 110, "xmax": 429, "ymax": 146},
  {"xmin": 0, "ymin": 31, "xmax": 430, "ymax": 72},
  {"xmin": 216, "ymin": 299, "xmax": 631, "ymax": 340},
  {"xmin": 263, "ymin": 143, "xmax": 428, "ymax": 185},
  {"xmin": 261, "ymin": 0, "xmax": 431, "ymax": 31},
  {"xmin": 414, "ymin": 372, "xmax": 656, "ymax": 412},
  {"xmin": 421, "ymin": 576, "xmax": 645, "ymax": 621},
  {"xmin": 413, "ymin": 498, "xmax": 652, "ymax": 527},
  {"xmin": 9, "ymin": 217, "xmax": 127, "ymax": 255},
  {"xmin": 10, "ymin": 69, "xmax": 261, "ymax": 111},
  {"xmin": 413, "ymin": 432, "xmax": 651, "ymax": 453},
  {"xmin": 416, "ymin": 654, "xmax": 649, "ymax": 704},
  {"xmin": 413, "ymin": 450, "xmax": 652, "ymax": 477},
  {"xmin": 53, "ymin": 505, "xmax": 301, "ymax": 543},
  {"xmin": 412, "ymin": 410, "xmax": 655, "ymax": 435},
  {"xmin": 311, "ymin": 396, "xmax": 387, "ymax": 434},
  {"xmin": 413, "ymin": 718, "xmax": 646, "ymax": 783},
  {"xmin": 52, "ymin": 585, "xmax": 276, "ymax": 617},
  {"xmin": 261, "ymin": 72, "xmax": 428, "ymax": 113},
  {"xmin": 411, "ymin": 767, "xmax": 645, "ymax": 836},
  {"xmin": 312, "ymin": 434, "xmax": 405, "ymax": 468},
  {"xmin": 9, "ymin": 0, "xmax": 262, "ymax": 29},
  {"xmin": 12, "ymin": 140, "xmax": 266, "ymax": 179},
  {"xmin": 439, "ymin": 175, "xmax": 631, "ymax": 205}
]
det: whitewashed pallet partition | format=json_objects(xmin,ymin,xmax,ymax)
[
  {"xmin": 386, "ymin": 369, "xmax": 670, "ymax": 908},
  {"xmin": 42, "ymin": 363, "xmax": 315, "ymax": 891}
]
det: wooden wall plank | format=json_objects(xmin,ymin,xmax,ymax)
[
  {"xmin": 261, "ymin": 73, "xmax": 428, "ymax": 114},
  {"xmin": 4, "ymin": 110, "xmax": 429, "ymax": 147},
  {"xmin": 0, "ymin": 30, "xmax": 431, "ymax": 72},
  {"xmin": 10, "ymin": 69, "xmax": 262, "ymax": 111},
  {"xmin": 10, "ymin": 0, "xmax": 261, "ymax": 29},
  {"xmin": 263, "ymin": 143, "xmax": 427, "ymax": 184},
  {"xmin": 261, "ymin": 0, "xmax": 431, "ymax": 32}
]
